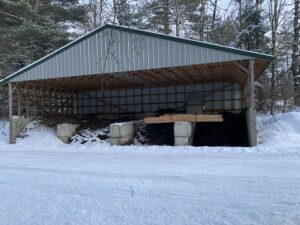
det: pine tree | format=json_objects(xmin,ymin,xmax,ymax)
[
  {"xmin": 114, "ymin": 0, "xmax": 134, "ymax": 26},
  {"xmin": 139, "ymin": 0, "xmax": 195, "ymax": 37},
  {"xmin": 292, "ymin": 0, "xmax": 300, "ymax": 106},
  {"xmin": 233, "ymin": 0, "xmax": 269, "ymax": 51},
  {"xmin": 0, "ymin": 0, "xmax": 87, "ymax": 76}
]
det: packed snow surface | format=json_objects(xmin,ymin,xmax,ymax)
[{"xmin": 0, "ymin": 113, "xmax": 300, "ymax": 225}]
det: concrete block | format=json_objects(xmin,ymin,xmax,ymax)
[
  {"xmin": 174, "ymin": 122, "xmax": 195, "ymax": 146},
  {"xmin": 174, "ymin": 122, "xmax": 194, "ymax": 137},
  {"xmin": 175, "ymin": 136, "xmax": 193, "ymax": 146},
  {"xmin": 245, "ymin": 109, "xmax": 257, "ymax": 147},
  {"xmin": 110, "ymin": 122, "xmax": 134, "ymax": 138},
  {"xmin": 110, "ymin": 122, "xmax": 135, "ymax": 145},
  {"xmin": 110, "ymin": 136, "xmax": 134, "ymax": 145},
  {"xmin": 57, "ymin": 124, "xmax": 79, "ymax": 144},
  {"xmin": 9, "ymin": 116, "xmax": 31, "ymax": 144}
]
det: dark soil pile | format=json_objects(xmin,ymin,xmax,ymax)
[
  {"xmin": 135, "ymin": 122, "xmax": 174, "ymax": 146},
  {"xmin": 70, "ymin": 120, "xmax": 111, "ymax": 144}
]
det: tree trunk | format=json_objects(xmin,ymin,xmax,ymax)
[
  {"xmin": 270, "ymin": 0, "xmax": 278, "ymax": 115},
  {"xmin": 175, "ymin": 0, "xmax": 180, "ymax": 37},
  {"xmin": 212, "ymin": 0, "xmax": 217, "ymax": 31},
  {"xmin": 283, "ymin": 71, "xmax": 291, "ymax": 113},
  {"xmin": 237, "ymin": 0, "xmax": 242, "ymax": 48},
  {"xmin": 256, "ymin": 0, "xmax": 260, "ymax": 9},
  {"xmin": 92, "ymin": 0, "xmax": 97, "ymax": 28},
  {"xmin": 292, "ymin": 0, "xmax": 300, "ymax": 106},
  {"xmin": 163, "ymin": 0, "xmax": 170, "ymax": 34},
  {"xmin": 270, "ymin": 36, "xmax": 276, "ymax": 115},
  {"xmin": 199, "ymin": 0, "xmax": 206, "ymax": 41}
]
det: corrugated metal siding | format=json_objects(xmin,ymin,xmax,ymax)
[{"xmin": 12, "ymin": 28, "xmax": 254, "ymax": 82}]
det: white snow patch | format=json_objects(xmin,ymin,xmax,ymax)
[
  {"xmin": 0, "ymin": 113, "xmax": 299, "ymax": 224},
  {"xmin": 257, "ymin": 112, "xmax": 300, "ymax": 148},
  {"xmin": 0, "ymin": 118, "xmax": 9, "ymax": 144},
  {"xmin": 14, "ymin": 120, "xmax": 66, "ymax": 149}
]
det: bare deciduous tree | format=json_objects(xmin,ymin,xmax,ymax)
[{"xmin": 292, "ymin": 0, "xmax": 300, "ymax": 106}]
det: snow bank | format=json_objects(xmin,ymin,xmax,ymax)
[
  {"xmin": 14, "ymin": 120, "xmax": 66, "ymax": 149},
  {"xmin": 0, "ymin": 114, "xmax": 300, "ymax": 225},
  {"xmin": 257, "ymin": 112, "xmax": 300, "ymax": 148},
  {"xmin": 0, "ymin": 118, "xmax": 9, "ymax": 144},
  {"xmin": 0, "ymin": 112, "xmax": 300, "ymax": 154}
]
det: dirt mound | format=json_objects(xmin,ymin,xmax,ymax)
[{"xmin": 135, "ymin": 122, "xmax": 174, "ymax": 146}]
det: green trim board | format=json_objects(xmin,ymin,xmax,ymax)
[
  {"xmin": 0, "ymin": 24, "xmax": 273, "ymax": 86},
  {"xmin": 110, "ymin": 25, "xmax": 273, "ymax": 61}
]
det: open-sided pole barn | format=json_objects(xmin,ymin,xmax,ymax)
[{"xmin": 0, "ymin": 24, "xmax": 272, "ymax": 146}]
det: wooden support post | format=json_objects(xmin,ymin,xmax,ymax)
[
  {"xmin": 8, "ymin": 83, "xmax": 13, "ymax": 117},
  {"xmin": 17, "ymin": 90, "xmax": 21, "ymax": 117},
  {"xmin": 60, "ymin": 90, "xmax": 64, "ymax": 114},
  {"xmin": 73, "ymin": 92, "xmax": 78, "ymax": 115},
  {"xmin": 55, "ymin": 91, "xmax": 58, "ymax": 114},
  {"xmin": 245, "ymin": 60, "xmax": 257, "ymax": 146},
  {"xmin": 50, "ymin": 88, "xmax": 55, "ymax": 114},
  {"xmin": 26, "ymin": 92, "xmax": 30, "ymax": 117},
  {"xmin": 41, "ymin": 88, "xmax": 44, "ymax": 117},
  {"xmin": 248, "ymin": 60, "xmax": 255, "ymax": 110},
  {"xmin": 245, "ymin": 60, "xmax": 255, "ymax": 109},
  {"xmin": 58, "ymin": 89, "xmax": 63, "ymax": 114},
  {"xmin": 33, "ymin": 86, "xmax": 37, "ymax": 116}
]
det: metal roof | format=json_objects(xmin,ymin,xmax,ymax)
[{"xmin": 0, "ymin": 24, "xmax": 273, "ymax": 86}]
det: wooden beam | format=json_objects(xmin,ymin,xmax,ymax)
[
  {"xmin": 237, "ymin": 63, "xmax": 248, "ymax": 75},
  {"xmin": 144, "ymin": 114, "xmax": 224, "ymax": 124},
  {"xmin": 8, "ymin": 83, "xmax": 13, "ymax": 117},
  {"xmin": 133, "ymin": 72, "xmax": 163, "ymax": 86}
]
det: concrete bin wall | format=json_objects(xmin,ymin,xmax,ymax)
[
  {"xmin": 9, "ymin": 116, "xmax": 31, "ymax": 143},
  {"xmin": 174, "ymin": 122, "xmax": 195, "ymax": 146},
  {"xmin": 57, "ymin": 124, "xmax": 80, "ymax": 144},
  {"xmin": 110, "ymin": 122, "xmax": 135, "ymax": 145},
  {"xmin": 245, "ymin": 109, "xmax": 257, "ymax": 147}
]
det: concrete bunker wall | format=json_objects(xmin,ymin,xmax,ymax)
[{"xmin": 9, "ymin": 116, "xmax": 31, "ymax": 143}]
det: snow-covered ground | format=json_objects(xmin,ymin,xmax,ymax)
[{"xmin": 0, "ymin": 113, "xmax": 300, "ymax": 225}]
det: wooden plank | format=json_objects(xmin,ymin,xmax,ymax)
[{"xmin": 144, "ymin": 114, "xmax": 223, "ymax": 124}]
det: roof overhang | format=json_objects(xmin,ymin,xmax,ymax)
[
  {"xmin": 10, "ymin": 60, "xmax": 269, "ymax": 91},
  {"xmin": 0, "ymin": 24, "xmax": 273, "ymax": 87}
]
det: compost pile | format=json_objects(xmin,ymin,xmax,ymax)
[
  {"xmin": 70, "ymin": 120, "xmax": 110, "ymax": 144},
  {"xmin": 135, "ymin": 121, "xmax": 174, "ymax": 145}
]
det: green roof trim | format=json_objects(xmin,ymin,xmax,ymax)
[
  {"xmin": 0, "ymin": 24, "xmax": 273, "ymax": 86},
  {"xmin": 110, "ymin": 25, "xmax": 273, "ymax": 61}
]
